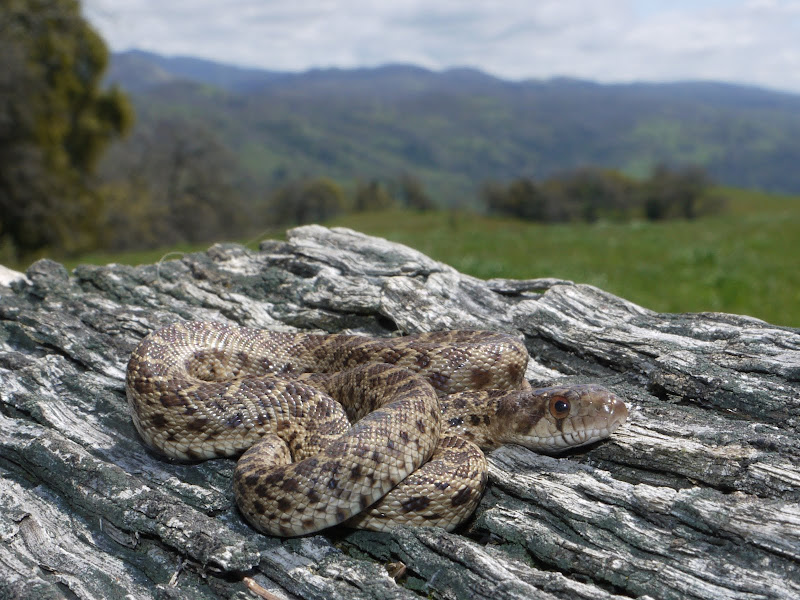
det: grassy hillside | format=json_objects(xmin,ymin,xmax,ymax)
[
  {"xmin": 327, "ymin": 190, "xmax": 798, "ymax": 327},
  {"xmin": 60, "ymin": 188, "xmax": 799, "ymax": 328}
]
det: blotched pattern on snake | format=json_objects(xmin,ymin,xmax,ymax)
[{"xmin": 126, "ymin": 321, "xmax": 628, "ymax": 536}]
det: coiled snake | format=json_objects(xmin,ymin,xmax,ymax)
[{"xmin": 126, "ymin": 321, "xmax": 628, "ymax": 536}]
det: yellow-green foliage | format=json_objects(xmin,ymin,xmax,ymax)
[{"xmin": 0, "ymin": 0, "xmax": 133, "ymax": 259}]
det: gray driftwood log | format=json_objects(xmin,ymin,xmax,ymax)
[{"xmin": 1, "ymin": 225, "xmax": 798, "ymax": 600}]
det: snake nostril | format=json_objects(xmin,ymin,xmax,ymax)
[{"xmin": 610, "ymin": 397, "xmax": 629, "ymax": 428}]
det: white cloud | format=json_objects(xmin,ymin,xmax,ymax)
[{"xmin": 83, "ymin": 0, "xmax": 800, "ymax": 93}]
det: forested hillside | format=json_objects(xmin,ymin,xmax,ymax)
[
  {"xmin": 5, "ymin": 8, "xmax": 800, "ymax": 270},
  {"xmin": 106, "ymin": 49, "xmax": 800, "ymax": 205}
]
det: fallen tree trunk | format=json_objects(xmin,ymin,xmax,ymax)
[{"xmin": 1, "ymin": 225, "xmax": 798, "ymax": 600}]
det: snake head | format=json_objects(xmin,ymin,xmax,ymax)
[{"xmin": 494, "ymin": 384, "xmax": 628, "ymax": 452}]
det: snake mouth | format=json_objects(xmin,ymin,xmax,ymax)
[{"xmin": 558, "ymin": 423, "xmax": 622, "ymax": 449}]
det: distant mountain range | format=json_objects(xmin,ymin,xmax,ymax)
[{"xmin": 106, "ymin": 49, "xmax": 800, "ymax": 201}]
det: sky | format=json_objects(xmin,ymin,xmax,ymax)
[{"xmin": 83, "ymin": 0, "xmax": 800, "ymax": 94}]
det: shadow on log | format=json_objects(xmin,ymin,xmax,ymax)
[{"xmin": 1, "ymin": 225, "xmax": 798, "ymax": 599}]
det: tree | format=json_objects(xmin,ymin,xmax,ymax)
[
  {"xmin": 0, "ymin": 0, "xmax": 133, "ymax": 259},
  {"xmin": 642, "ymin": 164, "xmax": 714, "ymax": 221},
  {"xmin": 543, "ymin": 168, "xmax": 635, "ymax": 223},
  {"xmin": 483, "ymin": 178, "xmax": 553, "ymax": 222},
  {"xmin": 98, "ymin": 117, "xmax": 253, "ymax": 249},
  {"xmin": 269, "ymin": 178, "xmax": 347, "ymax": 225},
  {"xmin": 354, "ymin": 180, "xmax": 395, "ymax": 212},
  {"xmin": 484, "ymin": 166, "xmax": 720, "ymax": 225},
  {"xmin": 397, "ymin": 173, "xmax": 434, "ymax": 211}
]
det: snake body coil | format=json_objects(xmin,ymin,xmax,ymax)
[{"xmin": 126, "ymin": 321, "xmax": 627, "ymax": 536}]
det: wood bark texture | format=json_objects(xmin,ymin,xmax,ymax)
[{"xmin": 1, "ymin": 225, "xmax": 798, "ymax": 600}]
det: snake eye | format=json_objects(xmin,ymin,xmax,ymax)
[{"xmin": 549, "ymin": 397, "xmax": 570, "ymax": 419}]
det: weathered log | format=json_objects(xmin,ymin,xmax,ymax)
[{"xmin": 1, "ymin": 225, "xmax": 798, "ymax": 600}]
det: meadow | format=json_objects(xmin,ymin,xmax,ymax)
[{"xmin": 60, "ymin": 188, "xmax": 799, "ymax": 328}]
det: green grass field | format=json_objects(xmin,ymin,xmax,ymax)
[{"xmin": 56, "ymin": 188, "xmax": 799, "ymax": 327}]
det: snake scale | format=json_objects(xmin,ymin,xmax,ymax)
[{"xmin": 126, "ymin": 321, "xmax": 628, "ymax": 536}]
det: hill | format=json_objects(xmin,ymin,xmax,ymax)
[{"xmin": 105, "ymin": 50, "xmax": 800, "ymax": 204}]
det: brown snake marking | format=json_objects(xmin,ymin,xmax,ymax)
[{"xmin": 126, "ymin": 321, "xmax": 628, "ymax": 536}]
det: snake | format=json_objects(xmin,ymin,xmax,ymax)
[{"xmin": 126, "ymin": 321, "xmax": 628, "ymax": 537}]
